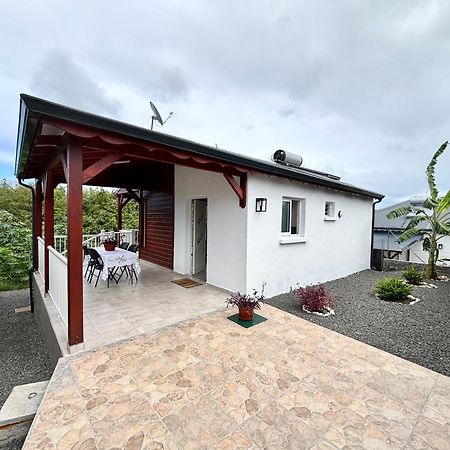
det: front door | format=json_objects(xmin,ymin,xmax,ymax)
[{"xmin": 192, "ymin": 199, "xmax": 207, "ymax": 279}]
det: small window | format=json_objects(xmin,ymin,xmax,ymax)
[
  {"xmin": 324, "ymin": 201, "xmax": 335, "ymax": 219},
  {"xmin": 281, "ymin": 198, "xmax": 305, "ymax": 236}
]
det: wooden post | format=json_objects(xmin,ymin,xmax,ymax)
[
  {"xmin": 44, "ymin": 172, "xmax": 54, "ymax": 293},
  {"xmin": 117, "ymin": 194, "xmax": 123, "ymax": 230},
  {"xmin": 35, "ymin": 179, "xmax": 43, "ymax": 271},
  {"xmin": 66, "ymin": 138, "xmax": 84, "ymax": 346},
  {"xmin": 139, "ymin": 190, "xmax": 145, "ymax": 248}
]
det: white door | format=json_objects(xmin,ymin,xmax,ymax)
[{"xmin": 192, "ymin": 199, "xmax": 207, "ymax": 276}]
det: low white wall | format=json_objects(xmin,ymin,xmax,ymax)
[
  {"xmin": 246, "ymin": 174, "xmax": 374, "ymax": 297},
  {"xmin": 47, "ymin": 246, "xmax": 68, "ymax": 327},
  {"xmin": 174, "ymin": 166, "xmax": 247, "ymax": 292},
  {"xmin": 37, "ymin": 236, "xmax": 45, "ymax": 279},
  {"xmin": 409, "ymin": 235, "xmax": 450, "ymax": 267}
]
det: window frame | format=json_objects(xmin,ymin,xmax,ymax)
[
  {"xmin": 324, "ymin": 201, "xmax": 336, "ymax": 221},
  {"xmin": 281, "ymin": 197, "xmax": 305, "ymax": 237}
]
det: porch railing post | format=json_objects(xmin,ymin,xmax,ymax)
[
  {"xmin": 66, "ymin": 137, "xmax": 84, "ymax": 347},
  {"xmin": 44, "ymin": 172, "xmax": 54, "ymax": 293}
]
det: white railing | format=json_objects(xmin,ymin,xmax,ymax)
[
  {"xmin": 54, "ymin": 229, "xmax": 139, "ymax": 255},
  {"xmin": 48, "ymin": 246, "xmax": 68, "ymax": 327},
  {"xmin": 37, "ymin": 236, "xmax": 45, "ymax": 279}
]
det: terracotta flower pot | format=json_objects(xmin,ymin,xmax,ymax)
[
  {"xmin": 103, "ymin": 242, "xmax": 117, "ymax": 251},
  {"xmin": 238, "ymin": 306, "xmax": 254, "ymax": 321}
]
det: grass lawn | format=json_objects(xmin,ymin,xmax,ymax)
[
  {"xmin": 0, "ymin": 279, "xmax": 28, "ymax": 292},
  {"xmin": 267, "ymin": 268, "xmax": 450, "ymax": 376}
]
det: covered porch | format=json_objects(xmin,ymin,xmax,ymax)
[
  {"xmin": 33, "ymin": 255, "xmax": 228, "ymax": 355},
  {"xmin": 16, "ymin": 94, "xmax": 249, "ymax": 352}
]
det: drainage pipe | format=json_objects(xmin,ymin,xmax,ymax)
[{"xmin": 370, "ymin": 198, "xmax": 383, "ymax": 269}]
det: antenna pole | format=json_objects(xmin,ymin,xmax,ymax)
[
  {"xmin": 151, "ymin": 116, "xmax": 155, "ymax": 131},
  {"xmin": 163, "ymin": 112, "xmax": 174, "ymax": 125}
]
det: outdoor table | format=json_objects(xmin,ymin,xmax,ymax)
[{"xmin": 94, "ymin": 247, "xmax": 141, "ymax": 282}]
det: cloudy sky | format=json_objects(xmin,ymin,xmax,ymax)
[{"xmin": 0, "ymin": 0, "xmax": 449, "ymax": 205}]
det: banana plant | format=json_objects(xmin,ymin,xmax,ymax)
[{"xmin": 387, "ymin": 141, "xmax": 450, "ymax": 279}]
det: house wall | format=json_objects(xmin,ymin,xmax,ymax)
[
  {"xmin": 246, "ymin": 173, "xmax": 374, "ymax": 297},
  {"xmin": 173, "ymin": 166, "xmax": 247, "ymax": 292},
  {"xmin": 408, "ymin": 235, "xmax": 450, "ymax": 266}
]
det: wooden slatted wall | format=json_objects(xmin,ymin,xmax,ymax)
[{"xmin": 139, "ymin": 165, "xmax": 174, "ymax": 269}]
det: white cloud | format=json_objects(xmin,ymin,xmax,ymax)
[{"xmin": 0, "ymin": 0, "xmax": 448, "ymax": 202}]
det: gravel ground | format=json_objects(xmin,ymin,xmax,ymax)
[
  {"xmin": 0, "ymin": 289, "xmax": 53, "ymax": 450},
  {"xmin": 267, "ymin": 268, "xmax": 450, "ymax": 376}
]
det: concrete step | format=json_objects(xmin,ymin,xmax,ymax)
[{"xmin": 0, "ymin": 380, "xmax": 49, "ymax": 446}]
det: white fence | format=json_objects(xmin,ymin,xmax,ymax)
[
  {"xmin": 55, "ymin": 229, "xmax": 139, "ymax": 255},
  {"xmin": 37, "ymin": 236, "xmax": 45, "ymax": 280},
  {"xmin": 48, "ymin": 246, "xmax": 68, "ymax": 327}
]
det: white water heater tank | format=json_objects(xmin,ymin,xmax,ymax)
[{"xmin": 273, "ymin": 149, "xmax": 303, "ymax": 168}]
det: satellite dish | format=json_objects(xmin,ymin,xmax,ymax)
[{"xmin": 150, "ymin": 101, "xmax": 173, "ymax": 130}]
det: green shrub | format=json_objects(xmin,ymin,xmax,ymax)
[
  {"xmin": 374, "ymin": 277, "xmax": 413, "ymax": 301},
  {"xmin": 403, "ymin": 266, "xmax": 423, "ymax": 285},
  {"xmin": 0, "ymin": 209, "xmax": 31, "ymax": 290}
]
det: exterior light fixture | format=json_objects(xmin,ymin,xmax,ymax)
[
  {"xmin": 438, "ymin": 243, "xmax": 443, "ymax": 250},
  {"xmin": 338, "ymin": 210, "xmax": 343, "ymax": 218},
  {"xmin": 255, "ymin": 198, "xmax": 267, "ymax": 212}
]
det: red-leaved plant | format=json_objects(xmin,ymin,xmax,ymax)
[
  {"xmin": 294, "ymin": 284, "xmax": 334, "ymax": 313},
  {"xmin": 226, "ymin": 289, "xmax": 264, "ymax": 310}
]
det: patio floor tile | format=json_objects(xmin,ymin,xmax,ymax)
[{"xmin": 23, "ymin": 305, "xmax": 450, "ymax": 449}]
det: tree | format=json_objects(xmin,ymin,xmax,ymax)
[
  {"xmin": 387, "ymin": 141, "xmax": 450, "ymax": 279},
  {"xmin": 0, "ymin": 181, "xmax": 139, "ymax": 290}
]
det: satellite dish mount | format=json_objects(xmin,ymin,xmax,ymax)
[{"xmin": 150, "ymin": 101, "xmax": 173, "ymax": 130}]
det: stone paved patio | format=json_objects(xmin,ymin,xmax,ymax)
[{"xmin": 24, "ymin": 305, "xmax": 450, "ymax": 449}]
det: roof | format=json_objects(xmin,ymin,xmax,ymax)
[
  {"xmin": 15, "ymin": 94, "xmax": 383, "ymax": 199},
  {"xmin": 373, "ymin": 230, "xmax": 422, "ymax": 251},
  {"xmin": 374, "ymin": 200, "xmax": 430, "ymax": 230}
]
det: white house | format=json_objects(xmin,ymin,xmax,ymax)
[
  {"xmin": 374, "ymin": 200, "xmax": 450, "ymax": 266},
  {"xmin": 16, "ymin": 94, "xmax": 383, "ymax": 347}
]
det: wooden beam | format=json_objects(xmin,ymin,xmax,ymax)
[
  {"xmin": 44, "ymin": 171, "xmax": 54, "ymax": 292},
  {"xmin": 223, "ymin": 173, "xmax": 247, "ymax": 208},
  {"xmin": 66, "ymin": 138, "xmax": 84, "ymax": 346},
  {"xmin": 239, "ymin": 173, "xmax": 247, "ymax": 209},
  {"xmin": 35, "ymin": 179, "xmax": 43, "ymax": 238},
  {"xmin": 60, "ymin": 151, "xmax": 69, "ymax": 183},
  {"xmin": 117, "ymin": 194, "xmax": 123, "ymax": 230},
  {"xmin": 47, "ymin": 148, "xmax": 63, "ymax": 171},
  {"xmin": 126, "ymin": 188, "xmax": 142, "ymax": 204},
  {"xmin": 82, "ymin": 152, "xmax": 123, "ymax": 184}
]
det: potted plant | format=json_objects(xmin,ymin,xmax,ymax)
[
  {"xmin": 226, "ymin": 289, "xmax": 264, "ymax": 321},
  {"xmin": 102, "ymin": 236, "xmax": 117, "ymax": 251}
]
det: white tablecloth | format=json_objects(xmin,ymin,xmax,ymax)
[{"xmin": 94, "ymin": 247, "xmax": 141, "ymax": 281}]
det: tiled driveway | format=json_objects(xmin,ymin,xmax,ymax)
[{"xmin": 24, "ymin": 305, "xmax": 449, "ymax": 449}]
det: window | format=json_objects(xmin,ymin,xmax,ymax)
[
  {"xmin": 281, "ymin": 198, "xmax": 305, "ymax": 236},
  {"xmin": 324, "ymin": 201, "xmax": 335, "ymax": 220}
]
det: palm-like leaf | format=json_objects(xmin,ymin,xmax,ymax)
[
  {"xmin": 386, "ymin": 141, "xmax": 448, "ymax": 279},
  {"xmin": 406, "ymin": 215, "xmax": 427, "ymax": 230},
  {"xmin": 435, "ymin": 221, "xmax": 450, "ymax": 235},
  {"xmin": 397, "ymin": 227, "xmax": 421, "ymax": 242},
  {"xmin": 426, "ymin": 141, "xmax": 448, "ymax": 200},
  {"xmin": 437, "ymin": 189, "xmax": 450, "ymax": 214},
  {"xmin": 386, "ymin": 206, "xmax": 412, "ymax": 219}
]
